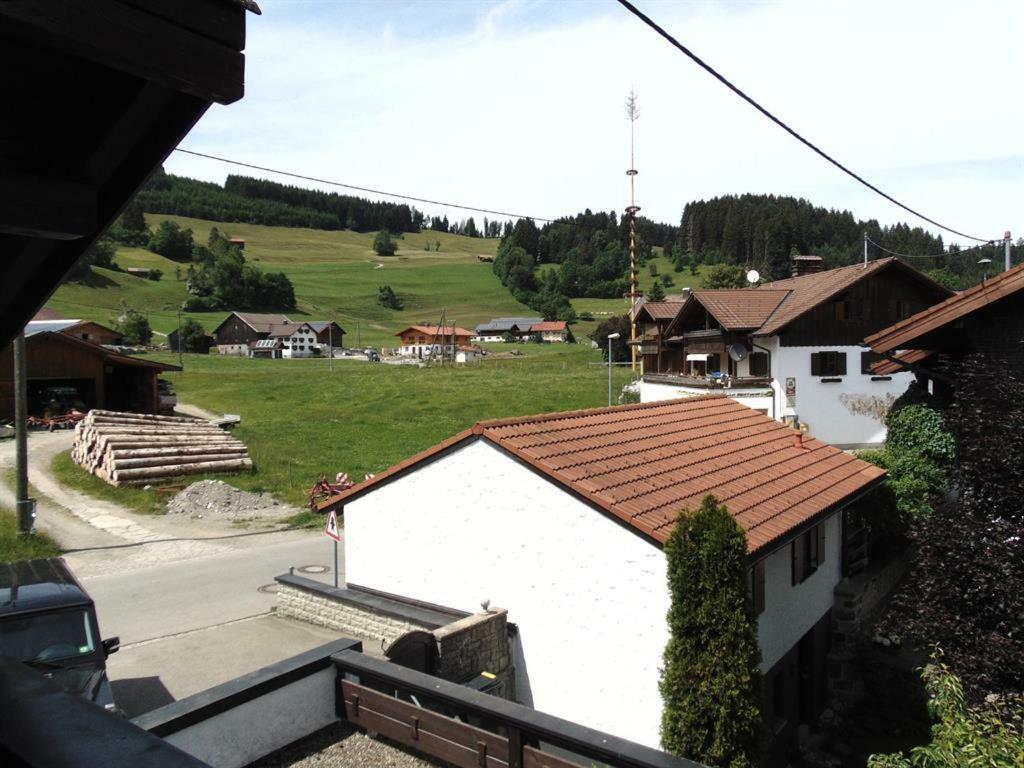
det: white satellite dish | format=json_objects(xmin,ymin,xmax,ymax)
[
  {"xmin": 728, "ymin": 343, "xmax": 748, "ymax": 362},
  {"xmin": 746, "ymin": 269, "xmax": 760, "ymax": 284}
]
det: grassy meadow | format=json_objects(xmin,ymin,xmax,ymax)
[
  {"xmin": 48, "ymin": 215, "xmax": 525, "ymax": 348},
  {"xmin": 130, "ymin": 345, "xmax": 639, "ymax": 507},
  {"xmin": 0, "ymin": 506, "xmax": 61, "ymax": 562}
]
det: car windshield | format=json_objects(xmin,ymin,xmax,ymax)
[{"xmin": 0, "ymin": 610, "xmax": 96, "ymax": 663}]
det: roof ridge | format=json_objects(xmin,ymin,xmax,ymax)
[{"xmin": 476, "ymin": 395, "xmax": 726, "ymax": 431}]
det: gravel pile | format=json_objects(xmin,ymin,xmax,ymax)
[
  {"xmin": 251, "ymin": 722, "xmax": 441, "ymax": 767},
  {"xmin": 166, "ymin": 479, "xmax": 298, "ymax": 521}
]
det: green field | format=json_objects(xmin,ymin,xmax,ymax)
[
  {"xmin": 48, "ymin": 215, "xmax": 526, "ymax": 348},
  {"xmin": 0, "ymin": 506, "xmax": 61, "ymax": 562},
  {"xmin": 139, "ymin": 346, "xmax": 638, "ymax": 507}
]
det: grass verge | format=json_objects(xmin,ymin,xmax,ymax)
[
  {"xmin": 0, "ymin": 504, "xmax": 61, "ymax": 561},
  {"xmin": 50, "ymin": 450, "xmax": 169, "ymax": 516}
]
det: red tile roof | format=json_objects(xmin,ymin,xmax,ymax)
[
  {"xmin": 320, "ymin": 397, "xmax": 885, "ymax": 553},
  {"xmin": 397, "ymin": 325, "xmax": 473, "ymax": 337},
  {"xmin": 865, "ymin": 261, "xmax": 1024, "ymax": 354},
  {"xmin": 638, "ymin": 301, "xmax": 686, "ymax": 321},
  {"xmin": 870, "ymin": 349, "xmax": 933, "ymax": 375},
  {"xmin": 529, "ymin": 321, "xmax": 568, "ymax": 332},
  {"xmin": 689, "ymin": 290, "xmax": 790, "ymax": 330}
]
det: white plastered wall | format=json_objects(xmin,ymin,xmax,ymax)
[{"xmin": 345, "ymin": 439, "xmax": 671, "ymax": 748}]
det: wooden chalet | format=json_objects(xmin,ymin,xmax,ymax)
[
  {"xmin": 866, "ymin": 260, "xmax": 1024, "ymax": 403},
  {"xmin": 0, "ymin": 0, "xmax": 257, "ymax": 346},
  {"xmin": 212, "ymin": 312, "xmax": 290, "ymax": 354}
]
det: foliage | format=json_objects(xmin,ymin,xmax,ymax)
[
  {"xmin": 660, "ymin": 273, "xmax": 674, "ymax": 287},
  {"xmin": 147, "ymin": 269, "xmax": 163, "ymax": 281},
  {"xmin": 185, "ymin": 229, "xmax": 296, "ymax": 312},
  {"xmin": 886, "ymin": 405, "xmax": 956, "ymax": 466},
  {"xmin": 648, "ymin": 280, "xmax": 666, "ymax": 301},
  {"xmin": 109, "ymin": 199, "xmax": 152, "ymax": 247},
  {"xmin": 65, "ymin": 237, "xmax": 118, "ymax": 281},
  {"xmin": 590, "ymin": 315, "xmax": 630, "ymax": 362},
  {"xmin": 649, "ymin": 262, "xmax": 658, "ymax": 276},
  {"xmin": 704, "ymin": 263, "xmax": 748, "ymax": 289},
  {"xmin": 377, "ymin": 284, "xmax": 404, "ymax": 310},
  {"xmin": 868, "ymin": 655, "xmax": 1024, "ymax": 768},
  {"xmin": 527, "ymin": 332, "xmax": 543, "ymax": 344},
  {"xmin": 51, "ymin": 451, "xmax": 169, "ymax": 516},
  {"xmin": 373, "ymin": 230, "xmax": 397, "ymax": 256},
  {"xmin": 138, "ymin": 169, "xmax": 424, "ymax": 233},
  {"xmin": 491, "ymin": 239, "xmax": 576, "ymax": 321},
  {"xmin": 882, "ymin": 356, "xmax": 1024, "ymax": 701},
  {"xmin": 149, "ymin": 220, "xmax": 195, "ymax": 261},
  {"xmin": 177, "ymin": 318, "xmax": 208, "ymax": 352},
  {"xmin": 578, "ymin": 311, "xmax": 594, "ymax": 322},
  {"xmin": 660, "ymin": 495, "xmax": 762, "ymax": 767},
  {"xmin": 112, "ymin": 304, "xmax": 152, "ymax": 345}
]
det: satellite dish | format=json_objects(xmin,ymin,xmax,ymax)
[
  {"xmin": 746, "ymin": 269, "xmax": 760, "ymax": 284},
  {"xmin": 728, "ymin": 343, "xmax": 748, "ymax": 362}
]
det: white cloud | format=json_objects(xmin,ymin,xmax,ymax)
[{"xmin": 168, "ymin": 0, "xmax": 1024, "ymax": 243}]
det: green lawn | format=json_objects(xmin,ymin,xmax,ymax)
[
  {"xmin": 50, "ymin": 451, "xmax": 171, "ymax": 515},
  {"xmin": 0, "ymin": 505, "xmax": 61, "ymax": 562},
  {"xmin": 144, "ymin": 346, "xmax": 638, "ymax": 506},
  {"xmin": 48, "ymin": 214, "xmax": 525, "ymax": 348}
]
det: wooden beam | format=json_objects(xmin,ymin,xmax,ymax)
[
  {"xmin": 0, "ymin": 0, "xmax": 245, "ymax": 104},
  {"xmin": 0, "ymin": 175, "xmax": 96, "ymax": 240}
]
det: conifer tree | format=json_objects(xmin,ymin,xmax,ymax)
[{"xmin": 660, "ymin": 495, "xmax": 762, "ymax": 768}]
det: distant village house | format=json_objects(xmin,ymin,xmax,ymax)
[
  {"xmin": 473, "ymin": 317, "xmax": 543, "ymax": 343},
  {"xmin": 396, "ymin": 325, "xmax": 474, "ymax": 360},
  {"xmin": 212, "ymin": 312, "xmax": 344, "ymax": 357}
]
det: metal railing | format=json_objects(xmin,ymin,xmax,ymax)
[{"xmin": 643, "ymin": 372, "xmax": 773, "ymax": 390}]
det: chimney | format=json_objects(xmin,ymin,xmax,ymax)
[{"xmin": 791, "ymin": 254, "xmax": 824, "ymax": 277}]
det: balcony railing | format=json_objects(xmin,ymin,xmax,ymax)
[{"xmin": 643, "ymin": 372, "xmax": 773, "ymax": 390}]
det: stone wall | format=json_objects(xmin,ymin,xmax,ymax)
[
  {"xmin": 435, "ymin": 609, "xmax": 512, "ymax": 697},
  {"xmin": 276, "ymin": 582, "xmax": 435, "ymax": 649}
]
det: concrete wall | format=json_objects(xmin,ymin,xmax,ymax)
[
  {"xmin": 345, "ymin": 439, "xmax": 841, "ymax": 749},
  {"xmin": 756, "ymin": 511, "xmax": 843, "ymax": 671},
  {"xmin": 277, "ymin": 582, "xmax": 432, "ymax": 647}
]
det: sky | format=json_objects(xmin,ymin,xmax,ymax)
[{"xmin": 166, "ymin": 0, "xmax": 1024, "ymax": 247}]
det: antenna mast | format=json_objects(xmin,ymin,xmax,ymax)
[{"xmin": 625, "ymin": 90, "xmax": 642, "ymax": 373}]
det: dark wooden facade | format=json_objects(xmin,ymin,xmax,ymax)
[
  {"xmin": 776, "ymin": 270, "xmax": 950, "ymax": 347},
  {"xmin": 214, "ymin": 314, "xmax": 264, "ymax": 347},
  {"xmin": 62, "ymin": 321, "xmax": 123, "ymax": 346},
  {"xmin": 0, "ymin": 333, "xmax": 178, "ymax": 418},
  {"xmin": 312, "ymin": 322, "xmax": 346, "ymax": 347},
  {"xmin": 0, "ymin": 0, "xmax": 253, "ymax": 348}
]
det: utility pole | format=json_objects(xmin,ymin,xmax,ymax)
[
  {"xmin": 625, "ymin": 90, "xmax": 641, "ymax": 373},
  {"xmin": 1005, "ymin": 230, "xmax": 1012, "ymax": 272},
  {"xmin": 13, "ymin": 330, "xmax": 34, "ymax": 536},
  {"xmin": 177, "ymin": 308, "xmax": 184, "ymax": 369},
  {"xmin": 863, "ymin": 231, "xmax": 868, "ymax": 267}
]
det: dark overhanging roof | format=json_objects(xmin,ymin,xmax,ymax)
[{"xmin": 0, "ymin": 0, "xmax": 255, "ymax": 348}]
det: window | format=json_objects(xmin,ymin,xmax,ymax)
[
  {"xmin": 707, "ymin": 353, "xmax": 721, "ymax": 375},
  {"xmin": 892, "ymin": 300, "xmax": 916, "ymax": 321},
  {"xmin": 810, "ymin": 351, "xmax": 846, "ymax": 377},
  {"xmin": 833, "ymin": 300, "xmax": 864, "ymax": 322},
  {"xmin": 791, "ymin": 522, "xmax": 827, "ymax": 585},
  {"xmin": 749, "ymin": 560, "xmax": 766, "ymax": 615},
  {"xmin": 861, "ymin": 350, "xmax": 884, "ymax": 374},
  {"xmin": 749, "ymin": 352, "xmax": 769, "ymax": 377}
]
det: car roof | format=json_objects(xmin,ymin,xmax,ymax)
[{"xmin": 0, "ymin": 559, "xmax": 93, "ymax": 616}]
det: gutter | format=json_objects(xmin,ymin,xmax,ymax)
[{"xmin": 751, "ymin": 340, "xmax": 775, "ymax": 420}]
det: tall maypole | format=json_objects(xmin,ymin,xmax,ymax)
[{"xmin": 625, "ymin": 90, "xmax": 641, "ymax": 372}]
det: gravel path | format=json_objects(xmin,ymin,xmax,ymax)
[{"xmin": 251, "ymin": 722, "xmax": 442, "ymax": 768}]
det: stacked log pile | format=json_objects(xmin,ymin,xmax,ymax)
[{"xmin": 72, "ymin": 410, "xmax": 252, "ymax": 486}]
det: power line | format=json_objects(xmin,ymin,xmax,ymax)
[
  {"xmin": 866, "ymin": 235, "xmax": 997, "ymax": 260},
  {"xmin": 173, "ymin": 148, "xmax": 556, "ymax": 223},
  {"xmin": 613, "ymin": 0, "xmax": 992, "ymax": 243}
]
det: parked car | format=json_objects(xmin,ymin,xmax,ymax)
[
  {"xmin": 157, "ymin": 378, "xmax": 177, "ymax": 414},
  {"xmin": 0, "ymin": 558, "xmax": 121, "ymax": 714}
]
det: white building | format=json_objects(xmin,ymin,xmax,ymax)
[
  {"xmin": 637, "ymin": 257, "xmax": 953, "ymax": 447},
  {"xmin": 268, "ymin": 322, "xmax": 318, "ymax": 358},
  {"xmin": 472, "ymin": 317, "xmax": 543, "ymax": 343},
  {"xmin": 323, "ymin": 397, "xmax": 885, "ymax": 754},
  {"xmin": 395, "ymin": 325, "xmax": 475, "ymax": 359}
]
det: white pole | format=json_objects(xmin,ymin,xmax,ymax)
[
  {"xmin": 329, "ymin": 321, "xmax": 333, "ymax": 372},
  {"xmin": 863, "ymin": 232, "xmax": 868, "ymax": 267},
  {"xmin": 608, "ymin": 337, "xmax": 613, "ymax": 407},
  {"xmin": 1005, "ymin": 230, "xmax": 1012, "ymax": 272}
]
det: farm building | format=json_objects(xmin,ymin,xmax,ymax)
[
  {"xmin": 268, "ymin": 322, "xmax": 318, "ymax": 358},
  {"xmin": 639, "ymin": 256, "xmax": 953, "ymax": 447},
  {"xmin": 528, "ymin": 321, "xmax": 575, "ymax": 343},
  {"xmin": 321, "ymin": 396, "xmax": 885, "ymax": 755},
  {"xmin": 212, "ymin": 312, "xmax": 291, "ymax": 354},
  {"xmin": 307, "ymin": 321, "xmax": 346, "ymax": 350},
  {"xmin": 0, "ymin": 329, "xmax": 179, "ymax": 419},
  {"xmin": 473, "ymin": 317, "xmax": 543, "ymax": 342},
  {"xmin": 249, "ymin": 338, "xmax": 283, "ymax": 359},
  {"xmin": 396, "ymin": 325, "xmax": 474, "ymax": 359},
  {"xmin": 26, "ymin": 318, "xmax": 123, "ymax": 346}
]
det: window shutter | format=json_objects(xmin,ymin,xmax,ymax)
[
  {"xmin": 810, "ymin": 352, "xmax": 821, "ymax": 376},
  {"xmin": 837, "ymin": 352, "xmax": 847, "ymax": 375},
  {"xmin": 817, "ymin": 523, "xmax": 827, "ymax": 565}
]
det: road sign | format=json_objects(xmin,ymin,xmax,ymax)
[{"xmin": 324, "ymin": 509, "xmax": 341, "ymax": 542}]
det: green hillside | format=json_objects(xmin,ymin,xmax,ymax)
[{"xmin": 48, "ymin": 215, "xmax": 525, "ymax": 348}]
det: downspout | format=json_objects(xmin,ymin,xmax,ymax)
[{"xmin": 751, "ymin": 338, "xmax": 775, "ymax": 421}]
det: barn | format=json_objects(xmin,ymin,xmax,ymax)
[{"xmin": 0, "ymin": 330, "xmax": 179, "ymax": 419}]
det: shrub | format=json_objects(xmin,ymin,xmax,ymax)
[
  {"xmin": 373, "ymin": 230, "xmax": 397, "ymax": 256},
  {"xmin": 147, "ymin": 269, "xmax": 163, "ymax": 281},
  {"xmin": 660, "ymin": 273, "xmax": 674, "ymax": 287},
  {"xmin": 182, "ymin": 295, "xmax": 222, "ymax": 312},
  {"xmin": 869, "ymin": 654, "xmax": 1024, "ymax": 768},
  {"xmin": 578, "ymin": 311, "xmax": 594, "ymax": 321},
  {"xmin": 113, "ymin": 306, "xmax": 152, "ymax": 345},
  {"xmin": 590, "ymin": 315, "xmax": 630, "ymax": 362},
  {"xmin": 886, "ymin": 405, "xmax": 955, "ymax": 466},
  {"xmin": 703, "ymin": 263, "xmax": 746, "ymax": 289},
  {"xmin": 377, "ymin": 285, "xmax": 404, "ymax": 310},
  {"xmin": 176, "ymin": 318, "xmax": 208, "ymax": 352},
  {"xmin": 660, "ymin": 495, "xmax": 762, "ymax": 767},
  {"xmin": 148, "ymin": 220, "xmax": 194, "ymax": 261},
  {"xmin": 527, "ymin": 332, "xmax": 543, "ymax": 344}
]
